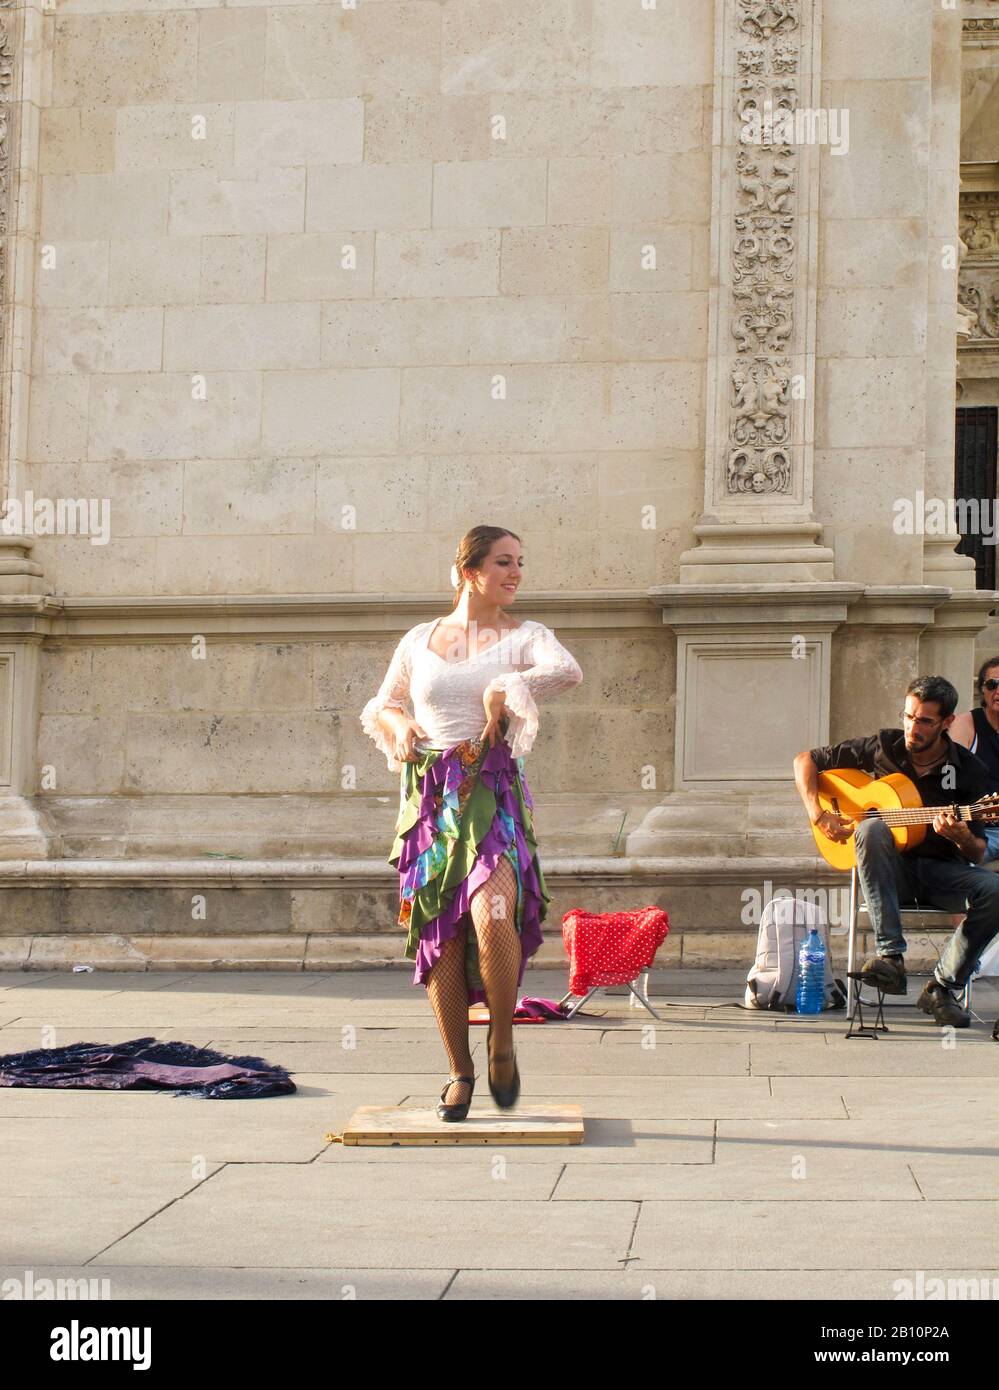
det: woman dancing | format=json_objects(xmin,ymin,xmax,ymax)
[{"xmin": 360, "ymin": 526, "xmax": 583, "ymax": 1121}]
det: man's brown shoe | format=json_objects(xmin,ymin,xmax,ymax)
[
  {"xmin": 858, "ymin": 953, "xmax": 907, "ymax": 995},
  {"xmin": 917, "ymin": 979, "xmax": 970, "ymax": 1028}
]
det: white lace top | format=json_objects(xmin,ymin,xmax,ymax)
[{"xmin": 360, "ymin": 618, "xmax": 583, "ymax": 772}]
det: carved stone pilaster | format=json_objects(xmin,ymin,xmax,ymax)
[
  {"xmin": 681, "ymin": 0, "xmax": 830, "ymax": 583},
  {"xmin": 707, "ymin": 0, "xmax": 821, "ymax": 514}
]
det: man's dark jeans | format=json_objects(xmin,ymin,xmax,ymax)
[{"xmin": 853, "ymin": 818, "xmax": 999, "ymax": 989}]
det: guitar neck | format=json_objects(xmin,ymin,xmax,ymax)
[{"xmin": 867, "ymin": 805, "xmax": 975, "ymax": 827}]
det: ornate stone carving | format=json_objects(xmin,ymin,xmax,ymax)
[
  {"xmin": 958, "ymin": 190, "xmax": 999, "ymax": 347},
  {"xmin": 726, "ymin": 0, "xmax": 801, "ymax": 496}
]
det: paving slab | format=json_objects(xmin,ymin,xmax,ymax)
[
  {"xmin": 0, "ymin": 1197, "xmax": 186, "ymax": 1265},
  {"xmin": 0, "ymin": 1265, "xmax": 452, "ymax": 1300},
  {"xmin": 95, "ymin": 1184, "xmax": 639, "ymax": 1270},
  {"xmin": 632, "ymin": 1201, "xmax": 999, "ymax": 1269},
  {"xmin": 751, "ymin": 1038, "xmax": 999, "ymax": 1076},
  {"xmin": 552, "ymin": 1156, "xmax": 920, "ymax": 1201}
]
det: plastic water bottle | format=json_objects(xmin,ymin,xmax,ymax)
[{"xmin": 796, "ymin": 927, "xmax": 826, "ymax": 1015}]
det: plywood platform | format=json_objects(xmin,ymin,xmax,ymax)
[{"xmin": 340, "ymin": 1103, "xmax": 585, "ymax": 1146}]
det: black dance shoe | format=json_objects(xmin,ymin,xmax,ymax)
[
  {"xmin": 436, "ymin": 1074, "xmax": 475, "ymax": 1122},
  {"xmin": 486, "ymin": 1023, "xmax": 520, "ymax": 1109}
]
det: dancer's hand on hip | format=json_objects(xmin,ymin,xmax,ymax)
[
  {"xmin": 481, "ymin": 689, "xmax": 509, "ymax": 748},
  {"xmin": 392, "ymin": 716, "xmax": 430, "ymax": 763}
]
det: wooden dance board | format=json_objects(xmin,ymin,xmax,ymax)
[{"xmin": 340, "ymin": 1103, "xmax": 584, "ymax": 1146}]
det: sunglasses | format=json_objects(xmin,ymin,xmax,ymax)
[{"xmin": 984, "ymin": 679, "xmax": 999, "ymax": 692}]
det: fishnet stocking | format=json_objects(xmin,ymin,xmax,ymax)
[
  {"xmin": 469, "ymin": 854, "xmax": 522, "ymax": 1092},
  {"xmin": 426, "ymin": 926, "xmax": 474, "ymax": 1108}
]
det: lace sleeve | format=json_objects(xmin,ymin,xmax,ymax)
[
  {"xmin": 360, "ymin": 630, "xmax": 415, "ymax": 773},
  {"xmin": 483, "ymin": 623, "xmax": 582, "ymax": 759}
]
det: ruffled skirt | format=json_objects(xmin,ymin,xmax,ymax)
[{"xmin": 389, "ymin": 736, "xmax": 549, "ymax": 1003}]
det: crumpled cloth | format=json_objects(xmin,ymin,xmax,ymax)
[
  {"xmin": 562, "ymin": 907, "xmax": 670, "ymax": 995},
  {"xmin": 0, "ymin": 1037, "xmax": 296, "ymax": 1099}
]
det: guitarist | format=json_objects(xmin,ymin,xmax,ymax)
[{"xmin": 793, "ymin": 675, "xmax": 999, "ymax": 1028}]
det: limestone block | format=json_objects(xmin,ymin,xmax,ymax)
[
  {"xmin": 0, "ymin": 937, "xmax": 29, "ymax": 968},
  {"xmin": 265, "ymin": 2, "xmax": 441, "ymax": 99},
  {"xmin": 197, "ymin": 6, "xmax": 267, "ymax": 102},
  {"xmin": 816, "ymin": 288, "xmax": 927, "ymax": 359},
  {"xmin": 441, "ymin": 0, "xmax": 591, "ymax": 93},
  {"xmin": 432, "ymin": 158, "xmax": 547, "ymax": 228},
  {"xmin": 116, "ymin": 104, "xmax": 235, "ymax": 172},
  {"xmin": 304, "ymin": 936, "xmax": 408, "ymax": 968},
  {"xmin": 200, "ymin": 236, "xmax": 266, "ymax": 303},
  {"xmin": 400, "ymin": 363, "xmax": 697, "ymax": 454},
  {"xmin": 42, "ymin": 172, "xmax": 168, "ymax": 239},
  {"xmin": 373, "ymin": 230, "xmax": 500, "ymax": 298},
  {"xmin": 315, "ymin": 454, "xmax": 429, "ymax": 533},
  {"xmin": 40, "ymin": 648, "xmax": 94, "ymax": 716},
  {"xmin": 819, "ymin": 79, "xmax": 929, "ymax": 220},
  {"xmin": 322, "ymin": 299, "xmax": 469, "ymax": 368},
  {"xmin": 88, "ymin": 372, "xmax": 262, "ymax": 462},
  {"xmin": 182, "ymin": 457, "xmax": 316, "ymax": 534},
  {"xmin": 546, "ymin": 158, "xmax": 613, "ymax": 226},
  {"xmin": 363, "ymin": 94, "xmax": 491, "ymax": 163},
  {"xmin": 819, "ymin": 218, "xmax": 924, "ymax": 290},
  {"xmin": 268, "ymin": 233, "xmax": 375, "ymax": 301},
  {"xmin": 169, "ymin": 168, "xmax": 305, "ymax": 236},
  {"xmin": 610, "ymin": 153, "xmax": 711, "ymax": 225},
  {"xmin": 269, "ymin": 538, "xmax": 354, "ymax": 594},
  {"xmin": 262, "ymin": 369, "xmax": 400, "ymax": 457},
  {"xmin": 30, "ymin": 537, "xmax": 158, "ymax": 597},
  {"xmin": 350, "ymin": 533, "xmax": 438, "ymax": 595},
  {"xmin": 108, "ymin": 238, "xmax": 202, "ymax": 307},
  {"xmin": 487, "ymin": 87, "xmax": 709, "ymax": 160},
  {"xmin": 39, "ymin": 106, "xmax": 116, "ymax": 175},
  {"xmin": 822, "ymin": 0, "xmax": 931, "ymax": 81},
  {"xmin": 39, "ymin": 308, "xmax": 164, "ymax": 374},
  {"xmin": 290, "ymin": 889, "xmax": 400, "ymax": 937},
  {"xmin": 500, "ymin": 229, "xmax": 609, "ymax": 296},
  {"xmin": 0, "ymin": 890, "xmax": 61, "ymax": 935},
  {"xmin": 132, "ymin": 936, "xmax": 307, "ymax": 968},
  {"xmin": 35, "ymin": 241, "xmax": 110, "ymax": 309},
  {"xmin": 28, "ymin": 459, "xmax": 184, "ymax": 538},
  {"xmin": 816, "ymin": 358, "xmax": 926, "ymax": 450},
  {"xmin": 52, "ymin": 13, "xmax": 199, "ymax": 105},
  {"xmin": 163, "ymin": 304, "xmax": 320, "ymax": 371},
  {"xmin": 122, "ymin": 714, "xmax": 339, "ymax": 794},
  {"xmin": 597, "ymin": 450, "xmax": 702, "ymax": 529},
  {"xmin": 26, "ymin": 375, "xmax": 89, "ymax": 463},
  {"xmin": 813, "ymin": 447, "xmax": 922, "ymax": 531},
  {"xmin": 591, "ymin": 0, "xmax": 713, "ymax": 89},
  {"xmin": 467, "ymin": 296, "xmax": 607, "ymax": 365},
  {"xmin": 307, "ymin": 163, "xmax": 431, "ymax": 232},
  {"xmin": 150, "ymin": 536, "xmax": 270, "ymax": 594},
  {"xmin": 610, "ymin": 292, "xmax": 708, "ymax": 362},
  {"xmin": 680, "ymin": 933, "xmax": 761, "ymax": 968},
  {"xmin": 37, "ymin": 716, "xmax": 127, "ymax": 795},
  {"xmin": 87, "ymin": 642, "xmax": 312, "ymax": 714},
  {"xmin": 609, "ymin": 226, "xmax": 695, "ymax": 292},
  {"xmin": 22, "ymin": 934, "xmax": 149, "ymax": 970},
  {"xmin": 232, "ymin": 97, "xmax": 364, "ymax": 167}
]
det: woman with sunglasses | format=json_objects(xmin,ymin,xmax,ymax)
[{"xmin": 950, "ymin": 656, "xmax": 999, "ymax": 808}]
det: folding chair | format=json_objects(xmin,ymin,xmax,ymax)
[
  {"xmin": 845, "ymin": 865, "xmax": 973, "ymax": 1037},
  {"xmin": 558, "ymin": 968, "xmax": 660, "ymax": 1020}
]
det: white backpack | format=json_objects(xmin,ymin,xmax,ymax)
[{"xmin": 744, "ymin": 894, "xmax": 846, "ymax": 1012}]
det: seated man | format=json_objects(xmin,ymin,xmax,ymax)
[{"xmin": 792, "ymin": 674, "xmax": 999, "ymax": 1028}]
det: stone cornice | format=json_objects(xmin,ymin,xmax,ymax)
[{"xmin": 0, "ymin": 590, "xmax": 663, "ymax": 641}]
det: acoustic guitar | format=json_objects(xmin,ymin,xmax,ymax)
[{"xmin": 811, "ymin": 767, "xmax": 999, "ymax": 871}]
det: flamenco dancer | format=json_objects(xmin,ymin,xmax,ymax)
[{"xmin": 360, "ymin": 526, "xmax": 583, "ymax": 1121}]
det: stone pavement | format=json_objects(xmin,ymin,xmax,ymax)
[{"xmin": 1, "ymin": 967, "xmax": 998, "ymax": 1301}]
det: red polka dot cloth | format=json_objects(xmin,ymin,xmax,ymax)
[{"xmin": 561, "ymin": 907, "xmax": 670, "ymax": 995}]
